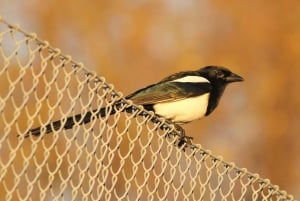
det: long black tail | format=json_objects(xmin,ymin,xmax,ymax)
[
  {"xmin": 26, "ymin": 106, "xmax": 116, "ymax": 137},
  {"xmin": 25, "ymin": 105, "xmax": 193, "ymax": 149}
]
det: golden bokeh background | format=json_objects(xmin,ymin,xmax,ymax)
[{"xmin": 1, "ymin": 0, "xmax": 300, "ymax": 198}]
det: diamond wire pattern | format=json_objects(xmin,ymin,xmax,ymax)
[{"xmin": 0, "ymin": 16, "xmax": 296, "ymax": 201}]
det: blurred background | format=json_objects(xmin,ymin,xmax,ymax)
[{"xmin": 1, "ymin": 0, "xmax": 300, "ymax": 198}]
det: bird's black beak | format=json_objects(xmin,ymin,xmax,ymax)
[{"xmin": 225, "ymin": 73, "xmax": 244, "ymax": 83}]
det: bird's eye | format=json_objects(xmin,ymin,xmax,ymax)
[{"xmin": 216, "ymin": 70, "xmax": 224, "ymax": 78}]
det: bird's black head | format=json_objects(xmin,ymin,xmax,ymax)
[
  {"xmin": 197, "ymin": 66, "xmax": 244, "ymax": 116},
  {"xmin": 198, "ymin": 66, "xmax": 244, "ymax": 84}
]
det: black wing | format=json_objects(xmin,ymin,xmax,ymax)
[{"xmin": 126, "ymin": 81, "xmax": 212, "ymax": 105}]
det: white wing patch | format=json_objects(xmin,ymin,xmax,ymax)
[
  {"xmin": 153, "ymin": 93, "xmax": 210, "ymax": 123},
  {"xmin": 171, "ymin": 76, "xmax": 210, "ymax": 83}
]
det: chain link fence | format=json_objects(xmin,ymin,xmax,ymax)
[{"xmin": 0, "ymin": 16, "xmax": 296, "ymax": 201}]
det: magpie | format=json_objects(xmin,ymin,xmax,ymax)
[{"xmin": 25, "ymin": 66, "xmax": 243, "ymax": 145}]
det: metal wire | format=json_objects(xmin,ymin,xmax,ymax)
[{"xmin": 0, "ymin": 16, "xmax": 296, "ymax": 201}]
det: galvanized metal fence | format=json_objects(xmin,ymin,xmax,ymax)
[{"xmin": 0, "ymin": 16, "xmax": 295, "ymax": 201}]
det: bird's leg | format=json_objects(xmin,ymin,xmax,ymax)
[
  {"xmin": 173, "ymin": 124, "xmax": 186, "ymax": 138},
  {"xmin": 173, "ymin": 124, "xmax": 199, "ymax": 150},
  {"xmin": 177, "ymin": 135, "xmax": 198, "ymax": 150},
  {"xmin": 172, "ymin": 124, "xmax": 197, "ymax": 149},
  {"xmin": 149, "ymin": 117, "xmax": 197, "ymax": 150}
]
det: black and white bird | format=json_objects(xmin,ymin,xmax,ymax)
[{"xmin": 26, "ymin": 66, "xmax": 243, "ymax": 144}]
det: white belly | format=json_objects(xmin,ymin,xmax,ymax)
[{"xmin": 153, "ymin": 93, "xmax": 210, "ymax": 124}]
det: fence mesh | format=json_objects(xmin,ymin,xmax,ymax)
[{"xmin": 0, "ymin": 16, "xmax": 296, "ymax": 201}]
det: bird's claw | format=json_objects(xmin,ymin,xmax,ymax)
[
  {"xmin": 177, "ymin": 135, "xmax": 198, "ymax": 150},
  {"xmin": 160, "ymin": 122, "xmax": 197, "ymax": 150}
]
